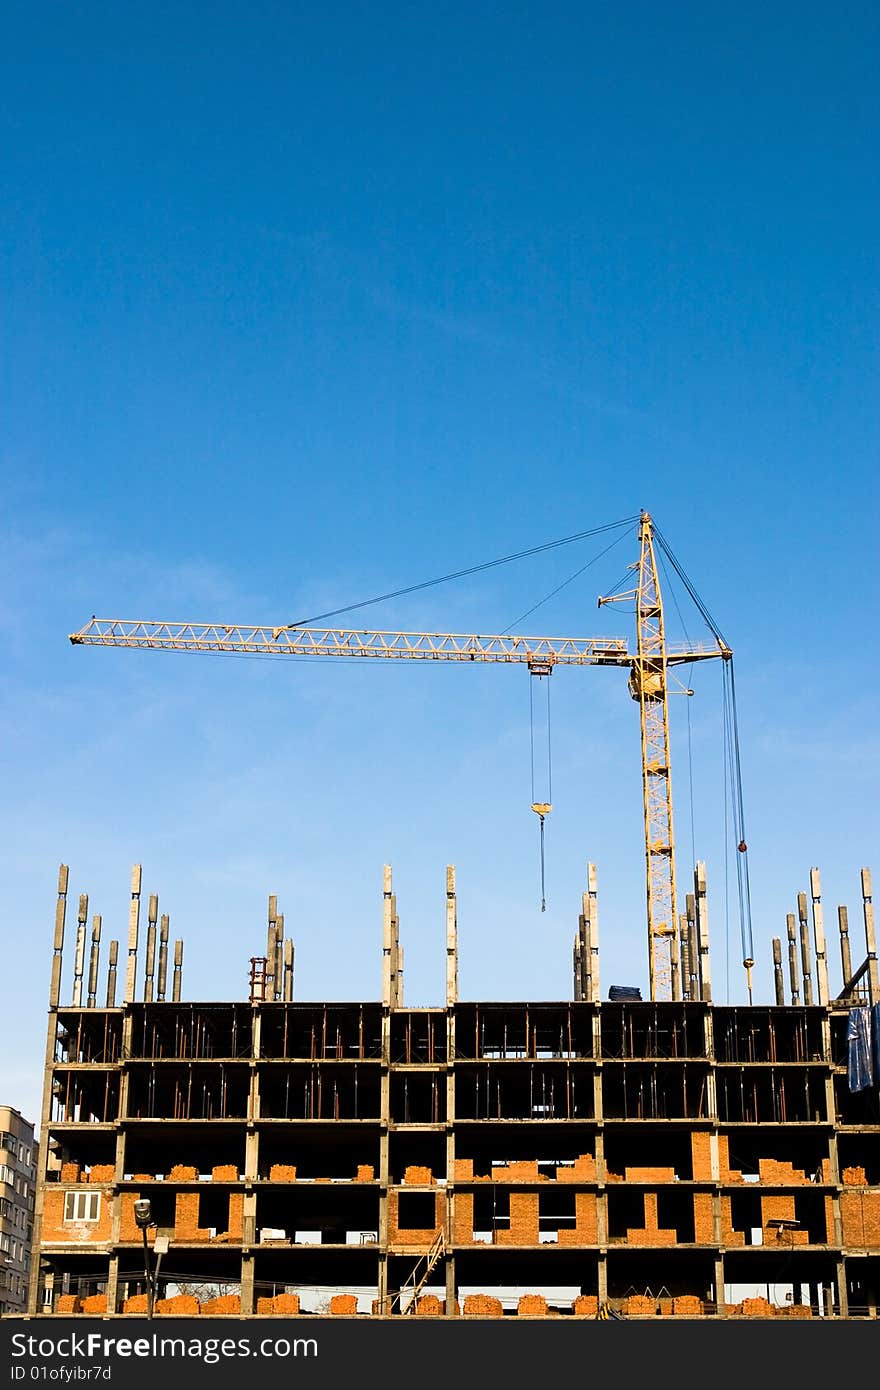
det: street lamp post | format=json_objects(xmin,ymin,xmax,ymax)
[{"xmin": 133, "ymin": 1199, "xmax": 156, "ymax": 1318}]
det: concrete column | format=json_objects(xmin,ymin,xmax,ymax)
[
  {"xmin": 144, "ymin": 895, "xmax": 157, "ymax": 1002},
  {"xmin": 772, "ymin": 938, "xmax": 784, "ymax": 1005},
  {"xmin": 810, "ymin": 868, "xmax": 829, "ymax": 1005},
  {"xmin": 123, "ymin": 865, "xmax": 142, "ymax": 1005},
  {"xmin": 87, "ymin": 915, "xmax": 102, "ymax": 1007},
  {"xmin": 72, "ymin": 894, "xmax": 87, "ymax": 1006},
  {"xmin": 862, "ymin": 869, "xmax": 879, "ymax": 1004},
  {"xmin": 786, "ymin": 914, "xmax": 800, "ymax": 1004}
]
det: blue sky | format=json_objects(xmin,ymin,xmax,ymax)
[{"xmin": 1, "ymin": 2, "xmax": 877, "ymax": 1125}]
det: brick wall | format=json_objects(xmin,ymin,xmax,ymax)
[
  {"xmin": 840, "ymin": 1191, "xmax": 880, "ymax": 1247},
  {"xmin": 625, "ymin": 1192, "xmax": 676, "ymax": 1247},
  {"xmin": 557, "ymin": 1192, "xmax": 597, "ymax": 1245},
  {"xmin": 41, "ymin": 1189, "xmax": 112, "ymax": 1245},
  {"xmin": 388, "ymin": 1189, "xmax": 445, "ymax": 1247}
]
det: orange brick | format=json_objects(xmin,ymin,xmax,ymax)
[
  {"xmin": 493, "ymin": 1161, "xmax": 543, "ymax": 1182},
  {"xmin": 741, "ymin": 1297, "xmax": 775, "ymax": 1318},
  {"xmin": 131, "ymin": 1173, "xmax": 153, "ymax": 1182},
  {"xmin": 693, "ymin": 1193, "xmax": 715, "ymax": 1244},
  {"xmin": 463, "ymin": 1294, "xmax": 503, "ymax": 1317},
  {"xmin": 201, "ymin": 1295, "xmax": 241, "ymax": 1314},
  {"xmin": 59, "ymin": 1163, "xmax": 81, "ymax": 1183},
  {"xmin": 269, "ymin": 1164, "xmax": 297, "ymax": 1181},
  {"xmin": 557, "ymin": 1192, "xmax": 598, "ymax": 1246},
  {"xmin": 156, "ymin": 1294, "xmax": 200, "ymax": 1316},
  {"xmin": 691, "ymin": 1133, "xmax": 713, "ymax": 1181},
  {"xmin": 174, "ymin": 1192, "xmax": 211, "ymax": 1242},
  {"xmin": 403, "ymin": 1166, "xmax": 435, "ymax": 1185},
  {"xmin": 167, "ymin": 1165, "xmax": 198, "ymax": 1181},
  {"xmin": 557, "ymin": 1154, "xmax": 597, "ymax": 1182},
  {"xmin": 388, "ymin": 1189, "xmax": 445, "ymax": 1246},
  {"xmin": 81, "ymin": 1294, "xmax": 108, "ymax": 1313},
  {"xmin": 415, "ymin": 1294, "xmax": 444, "ymax": 1316},
  {"xmin": 122, "ymin": 1295, "xmax": 148, "ymax": 1314},
  {"xmin": 211, "ymin": 1165, "xmax": 239, "ymax": 1182},
  {"xmin": 329, "ymin": 1294, "xmax": 358, "ymax": 1315},
  {"xmin": 57, "ymin": 1295, "xmax": 82, "ymax": 1313},
  {"xmin": 625, "ymin": 1167, "xmax": 675, "ymax": 1183},
  {"xmin": 454, "ymin": 1158, "xmax": 474, "ymax": 1181},
  {"xmin": 272, "ymin": 1294, "xmax": 300, "ymax": 1315},
  {"xmin": 517, "ymin": 1294, "xmax": 548, "ymax": 1315},
  {"xmin": 355, "ymin": 1165, "xmax": 375, "ymax": 1182},
  {"xmin": 496, "ymin": 1192, "xmax": 539, "ymax": 1245},
  {"xmin": 42, "ymin": 1189, "xmax": 112, "ymax": 1245},
  {"xmin": 672, "ymin": 1296, "xmax": 703, "ymax": 1316},
  {"xmin": 454, "ymin": 1192, "xmax": 474, "ymax": 1244},
  {"xmin": 223, "ymin": 1193, "xmax": 244, "ymax": 1242},
  {"xmin": 625, "ymin": 1295, "xmax": 656, "ymax": 1316},
  {"xmin": 88, "ymin": 1164, "xmax": 116, "ymax": 1183},
  {"xmin": 843, "ymin": 1166, "xmax": 868, "ymax": 1186},
  {"xmin": 573, "ymin": 1295, "xmax": 598, "ymax": 1317}
]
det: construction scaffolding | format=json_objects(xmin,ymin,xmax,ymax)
[{"xmin": 28, "ymin": 861, "xmax": 880, "ymax": 1319}]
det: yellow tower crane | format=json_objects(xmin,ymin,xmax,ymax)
[{"xmin": 69, "ymin": 511, "xmax": 734, "ymax": 1001}]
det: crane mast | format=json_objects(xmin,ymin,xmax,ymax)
[{"xmin": 70, "ymin": 515, "xmax": 729, "ymax": 1001}]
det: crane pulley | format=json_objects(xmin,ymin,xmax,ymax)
[{"xmin": 69, "ymin": 511, "xmax": 749, "ymax": 1001}]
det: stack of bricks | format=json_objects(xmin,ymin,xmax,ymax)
[
  {"xmin": 414, "ymin": 1294, "xmax": 444, "ymax": 1316},
  {"xmin": 496, "ymin": 1193, "xmax": 539, "ymax": 1245},
  {"xmin": 462, "ymin": 1294, "xmax": 503, "ymax": 1317},
  {"xmin": 454, "ymin": 1158, "xmax": 476, "ymax": 1181},
  {"xmin": 843, "ymin": 1166, "xmax": 868, "ymax": 1185},
  {"xmin": 168, "ymin": 1165, "xmax": 198, "ymax": 1181},
  {"xmin": 201, "ymin": 1295, "xmax": 241, "ymax": 1314},
  {"xmin": 840, "ymin": 1190, "xmax": 880, "ymax": 1246},
  {"xmin": 572, "ymin": 1295, "xmax": 598, "ymax": 1317},
  {"xmin": 56, "ymin": 1295, "xmax": 82, "ymax": 1313},
  {"xmin": 88, "ymin": 1165, "xmax": 115, "ymax": 1183},
  {"xmin": 556, "ymin": 1154, "xmax": 596, "ymax": 1182},
  {"xmin": 672, "ymin": 1296, "xmax": 703, "ymax": 1316},
  {"xmin": 388, "ymin": 1190, "xmax": 445, "ymax": 1247},
  {"xmin": 174, "ymin": 1193, "xmax": 212, "ymax": 1242},
  {"xmin": 81, "ymin": 1295, "xmax": 108, "ymax": 1313},
  {"xmin": 256, "ymin": 1294, "xmax": 300, "ymax": 1314},
  {"xmin": 211, "ymin": 1165, "xmax": 239, "ymax": 1181},
  {"xmin": 156, "ymin": 1295, "xmax": 200, "ymax": 1316},
  {"xmin": 122, "ymin": 1295, "xmax": 148, "ymax": 1314},
  {"xmin": 557, "ymin": 1192, "xmax": 597, "ymax": 1245},
  {"xmin": 720, "ymin": 1195, "xmax": 743, "ymax": 1246},
  {"xmin": 761, "ymin": 1194, "xmax": 809, "ymax": 1244},
  {"xmin": 402, "ymin": 1166, "xmax": 435, "ymax": 1184},
  {"xmin": 59, "ymin": 1163, "xmax": 81, "ymax": 1182},
  {"xmin": 329, "ymin": 1295, "xmax": 358, "ymax": 1315},
  {"xmin": 739, "ymin": 1297, "xmax": 776, "ymax": 1318},
  {"xmin": 354, "ymin": 1165, "xmax": 375, "ymax": 1181},
  {"xmin": 625, "ymin": 1193, "xmax": 676, "ymax": 1247},
  {"xmin": 517, "ymin": 1294, "xmax": 548, "ymax": 1316},
  {"xmin": 624, "ymin": 1295, "xmax": 656, "ymax": 1316},
  {"xmin": 269, "ymin": 1164, "xmax": 297, "ymax": 1181},
  {"xmin": 785, "ymin": 1304, "xmax": 812, "ymax": 1318}
]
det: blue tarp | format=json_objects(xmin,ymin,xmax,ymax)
[{"xmin": 847, "ymin": 1006, "xmax": 874, "ymax": 1092}]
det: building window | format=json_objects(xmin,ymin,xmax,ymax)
[{"xmin": 63, "ymin": 1192, "xmax": 101, "ymax": 1223}]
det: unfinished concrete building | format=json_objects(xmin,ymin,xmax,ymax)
[{"xmin": 28, "ymin": 860, "xmax": 880, "ymax": 1319}]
